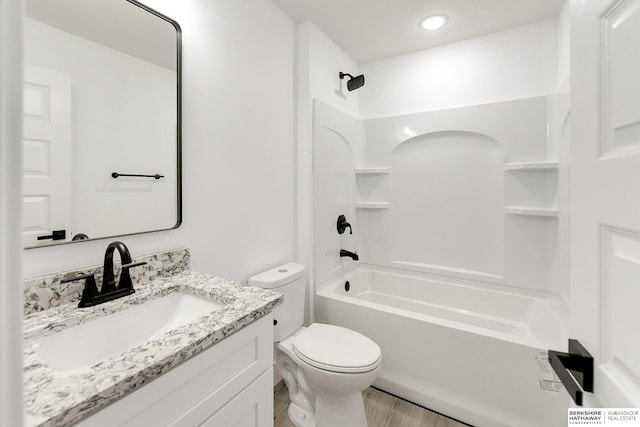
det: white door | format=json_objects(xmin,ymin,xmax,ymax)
[
  {"xmin": 23, "ymin": 64, "xmax": 72, "ymax": 247},
  {"xmin": 571, "ymin": 0, "xmax": 640, "ymax": 407}
]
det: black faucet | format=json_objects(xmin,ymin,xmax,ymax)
[
  {"xmin": 340, "ymin": 249, "xmax": 359, "ymax": 261},
  {"xmin": 102, "ymin": 241, "xmax": 141, "ymax": 294},
  {"xmin": 62, "ymin": 241, "xmax": 147, "ymax": 308}
]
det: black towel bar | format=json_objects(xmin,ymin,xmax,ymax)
[{"xmin": 111, "ymin": 172, "xmax": 164, "ymax": 179}]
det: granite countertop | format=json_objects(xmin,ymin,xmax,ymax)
[{"xmin": 23, "ymin": 271, "xmax": 283, "ymax": 427}]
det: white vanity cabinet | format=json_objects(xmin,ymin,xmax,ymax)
[{"xmin": 77, "ymin": 314, "xmax": 274, "ymax": 427}]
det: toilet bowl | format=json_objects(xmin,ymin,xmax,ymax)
[{"xmin": 248, "ymin": 263, "xmax": 381, "ymax": 427}]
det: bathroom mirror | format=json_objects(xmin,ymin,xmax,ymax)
[{"xmin": 23, "ymin": 0, "xmax": 181, "ymax": 248}]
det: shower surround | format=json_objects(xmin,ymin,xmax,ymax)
[
  {"xmin": 312, "ymin": 94, "xmax": 569, "ymax": 426},
  {"xmin": 314, "ymin": 97, "xmax": 563, "ymax": 291}
]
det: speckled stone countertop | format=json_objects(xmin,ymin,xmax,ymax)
[{"xmin": 23, "ymin": 271, "xmax": 282, "ymax": 427}]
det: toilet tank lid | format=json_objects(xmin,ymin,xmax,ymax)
[{"xmin": 248, "ymin": 262, "xmax": 306, "ymax": 289}]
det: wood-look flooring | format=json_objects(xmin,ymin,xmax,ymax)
[{"xmin": 273, "ymin": 383, "xmax": 470, "ymax": 427}]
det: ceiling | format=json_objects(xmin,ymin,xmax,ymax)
[
  {"xmin": 26, "ymin": 0, "xmax": 177, "ymax": 70},
  {"xmin": 271, "ymin": 0, "xmax": 565, "ymax": 64}
]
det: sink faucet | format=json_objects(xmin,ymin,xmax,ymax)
[
  {"xmin": 102, "ymin": 241, "xmax": 138, "ymax": 293},
  {"xmin": 62, "ymin": 241, "xmax": 147, "ymax": 308},
  {"xmin": 340, "ymin": 249, "xmax": 359, "ymax": 261}
]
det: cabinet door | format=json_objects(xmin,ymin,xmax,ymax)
[
  {"xmin": 76, "ymin": 315, "xmax": 273, "ymax": 427},
  {"xmin": 198, "ymin": 369, "xmax": 273, "ymax": 427}
]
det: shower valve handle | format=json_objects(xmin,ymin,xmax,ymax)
[{"xmin": 337, "ymin": 215, "xmax": 352, "ymax": 235}]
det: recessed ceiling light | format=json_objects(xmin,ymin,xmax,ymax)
[{"xmin": 419, "ymin": 14, "xmax": 448, "ymax": 31}]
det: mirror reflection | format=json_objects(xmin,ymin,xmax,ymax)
[{"xmin": 23, "ymin": 0, "xmax": 181, "ymax": 248}]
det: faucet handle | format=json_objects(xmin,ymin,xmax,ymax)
[
  {"xmin": 121, "ymin": 261, "xmax": 147, "ymax": 270},
  {"xmin": 118, "ymin": 261, "xmax": 147, "ymax": 290},
  {"xmin": 62, "ymin": 273, "xmax": 99, "ymax": 308},
  {"xmin": 61, "ymin": 272, "xmax": 95, "ymax": 284}
]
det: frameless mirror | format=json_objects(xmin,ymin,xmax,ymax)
[{"xmin": 23, "ymin": 0, "xmax": 181, "ymax": 248}]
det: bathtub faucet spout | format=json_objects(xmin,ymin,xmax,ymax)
[{"xmin": 340, "ymin": 249, "xmax": 359, "ymax": 261}]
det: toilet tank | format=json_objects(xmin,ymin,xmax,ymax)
[{"xmin": 248, "ymin": 263, "xmax": 306, "ymax": 342}]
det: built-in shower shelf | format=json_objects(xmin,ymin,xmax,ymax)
[
  {"xmin": 503, "ymin": 161, "xmax": 558, "ymax": 171},
  {"xmin": 355, "ymin": 202, "xmax": 390, "ymax": 209},
  {"xmin": 504, "ymin": 206, "xmax": 559, "ymax": 217},
  {"xmin": 355, "ymin": 167, "xmax": 391, "ymax": 175}
]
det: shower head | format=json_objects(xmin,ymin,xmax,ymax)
[{"xmin": 339, "ymin": 72, "xmax": 365, "ymax": 91}]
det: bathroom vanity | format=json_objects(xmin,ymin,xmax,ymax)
[{"xmin": 22, "ymin": 249, "xmax": 282, "ymax": 427}]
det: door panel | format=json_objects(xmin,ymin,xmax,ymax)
[
  {"xmin": 23, "ymin": 64, "xmax": 71, "ymax": 246},
  {"xmin": 601, "ymin": 0, "xmax": 640, "ymax": 158},
  {"xmin": 571, "ymin": 0, "xmax": 640, "ymax": 407},
  {"xmin": 603, "ymin": 228, "xmax": 640, "ymax": 399}
]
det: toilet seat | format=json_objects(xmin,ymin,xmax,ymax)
[{"xmin": 293, "ymin": 323, "xmax": 381, "ymax": 374}]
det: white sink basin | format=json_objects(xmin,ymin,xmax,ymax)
[{"xmin": 29, "ymin": 292, "xmax": 223, "ymax": 373}]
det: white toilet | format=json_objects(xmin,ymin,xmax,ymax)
[{"xmin": 248, "ymin": 263, "xmax": 381, "ymax": 427}]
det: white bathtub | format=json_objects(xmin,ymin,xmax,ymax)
[{"xmin": 315, "ymin": 265, "xmax": 569, "ymax": 427}]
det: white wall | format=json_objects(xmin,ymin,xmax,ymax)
[
  {"xmin": 23, "ymin": 0, "xmax": 296, "ymax": 283},
  {"xmin": 25, "ymin": 19, "xmax": 177, "ymax": 240},
  {"xmin": 359, "ymin": 19, "xmax": 559, "ymax": 119},
  {"xmin": 557, "ymin": 1, "xmax": 570, "ymax": 87},
  {"xmin": 1, "ymin": 0, "xmax": 24, "ymax": 423},
  {"xmin": 296, "ymin": 22, "xmax": 361, "ymax": 321},
  {"xmin": 304, "ymin": 22, "xmax": 360, "ymax": 117}
]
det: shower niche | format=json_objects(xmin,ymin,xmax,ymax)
[
  {"xmin": 354, "ymin": 168, "xmax": 390, "ymax": 209},
  {"xmin": 503, "ymin": 162, "xmax": 559, "ymax": 217}
]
